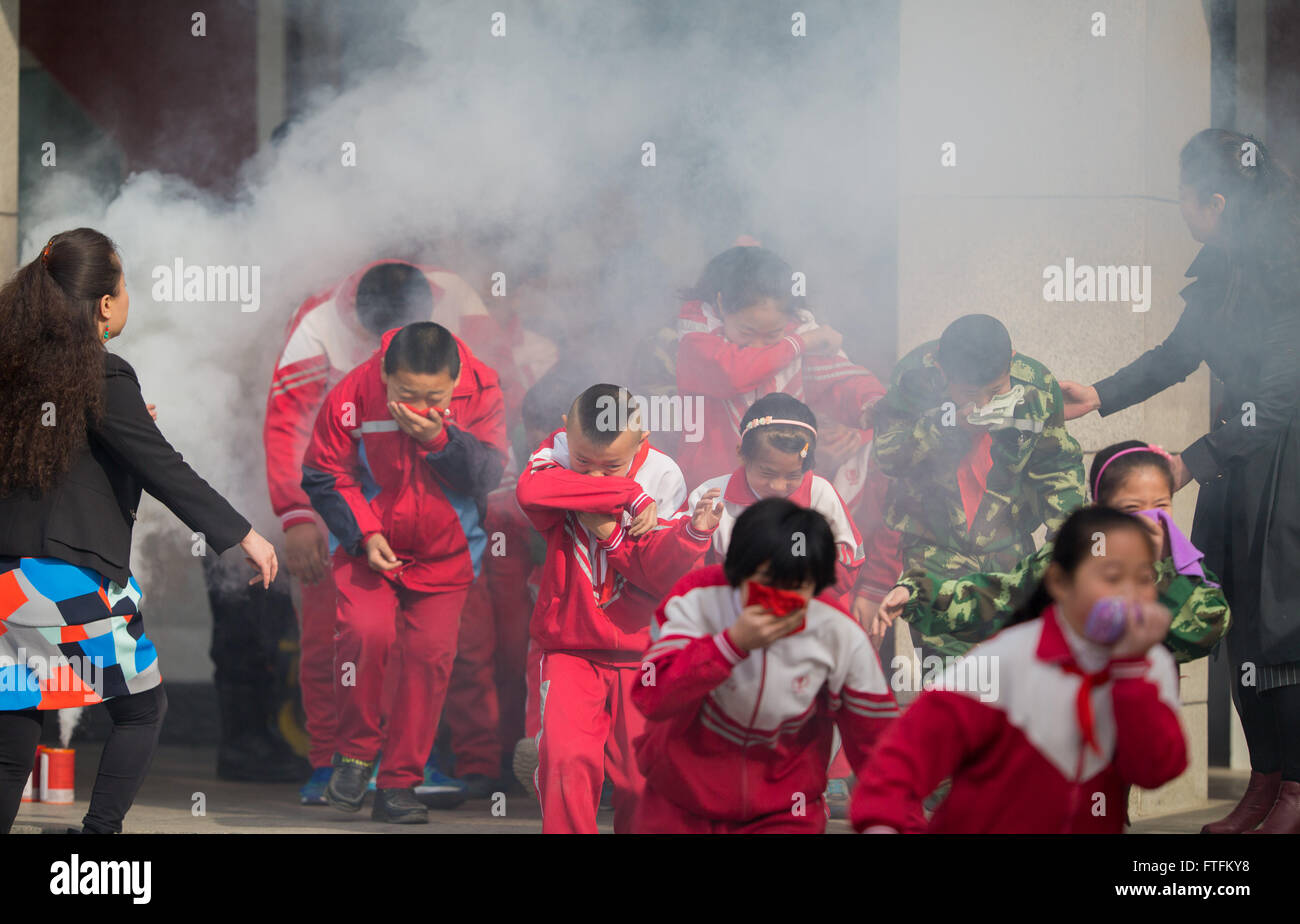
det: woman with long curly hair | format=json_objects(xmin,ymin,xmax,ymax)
[
  {"xmin": 1061, "ymin": 129, "xmax": 1300, "ymax": 833},
  {"xmin": 0, "ymin": 227, "xmax": 279, "ymax": 834}
]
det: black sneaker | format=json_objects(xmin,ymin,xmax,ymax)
[
  {"xmin": 372, "ymin": 787, "xmax": 429, "ymax": 824},
  {"xmin": 325, "ymin": 753, "xmax": 375, "ymax": 813},
  {"xmin": 461, "ymin": 773, "xmax": 497, "ymax": 800}
]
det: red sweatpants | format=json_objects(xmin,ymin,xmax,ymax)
[
  {"xmin": 440, "ymin": 494, "xmax": 534, "ymax": 777},
  {"xmin": 632, "ymin": 782, "xmax": 827, "ymax": 834},
  {"xmin": 536, "ymin": 651, "xmax": 645, "ymax": 834},
  {"xmin": 441, "ymin": 579, "xmax": 501, "ymax": 778},
  {"xmin": 297, "ymin": 569, "xmax": 400, "ymax": 769},
  {"xmin": 296, "ymin": 572, "xmax": 339, "ymax": 770},
  {"xmin": 332, "ymin": 553, "xmax": 467, "ymax": 789},
  {"xmin": 524, "ymin": 640, "xmax": 542, "ymax": 739}
]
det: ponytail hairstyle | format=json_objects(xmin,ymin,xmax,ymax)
[
  {"xmin": 1004, "ymin": 506, "xmax": 1155, "ymax": 629},
  {"xmin": 678, "ymin": 246, "xmax": 797, "ymax": 316},
  {"xmin": 739, "ymin": 392, "xmax": 819, "ymax": 472},
  {"xmin": 1179, "ymin": 129, "xmax": 1300, "ymax": 297},
  {"xmin": 0, "ymin": 228, "xmax": 122, "ymax": 495},
  {"xmin": 1088, "ymin": 440, "xmax": 1175, "ymax": 504}
]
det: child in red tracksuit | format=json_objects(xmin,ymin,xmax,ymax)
[
  {"xmin": 515, "ymin": 383, "xmax": 722, "ymax": 833},
  {"xmin": 302, "ymin": 322, "xmax": 507, "ymax": 823},
  {"xmin": 850, "ymin": 506, "xmax": 1188, "ymax": 834},
  {"xmin": 631, "ymin": 498, "xmax": 898, "ymax": 833},
  {"xmin": 674, "ymin": 244, "xmax": 886, "ymax": 490}
]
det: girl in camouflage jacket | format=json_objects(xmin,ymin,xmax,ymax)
[{"xmin": 877, "ymin": 441, "xmax": 1230, "ymax": 661}]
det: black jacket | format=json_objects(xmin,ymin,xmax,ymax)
[
  {"xmin": 1093, "ymin": 244, "xmax": 1300, "ymax": 665},
  {"xmin": 0, "ymin": 351, "xmax": 250, "ymax": 586}
]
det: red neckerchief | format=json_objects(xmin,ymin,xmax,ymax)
[
  {"xmin": 724, "ymin": 466, "xmax": 814, "ymax": 506},
  {"xmin": 624, "ymin": 438, "xmax": 652, "ymax": 481},
  {"xmin": 1038, "ymin": 604, "xmax": 1110, "ymax": 755},
  {"xmin": 956, "ymin": 430, "xmax": 993, "ymax": 530}
]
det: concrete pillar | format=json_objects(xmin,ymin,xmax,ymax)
[
  {"xmin": 0, "ymin": 1, "xmax": 18, "ymax": 275},
  {"xmin": 257, "ymin": 0, "xmax": 287, "ymax": 145},
  {"xmin": 897, "ymin": 0, "xmax": 1211, "ymax": 816}
]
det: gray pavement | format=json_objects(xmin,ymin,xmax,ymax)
[{"xmin": 11, "ymin": 743, "xmax": 1249, "ymax": 834}]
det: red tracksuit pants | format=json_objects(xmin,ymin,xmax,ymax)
[
  {"xmin": 537, "ymin": 651, "xmax": 645, "ymax": 834},
  {"xmin": 296, "ymin": 572, "xmax": 339, "ymax": 770},
  {"xmin": 633, "ymin": 782, "xmax": 827, "ymax": 834},
  {"xmin": 297, "ymin": 570, "xmax": 400, "ymax": 770},
  {"xmin": 332, "ymin": 553, "xmax": 467, "ymax": 788},
  {"xmin": 441, "ymin": 579, "xmax": 501, "ymax": 777},
  {"xmin": 440, "ymin": 499, "xmax": 533, "ymax": 777}
]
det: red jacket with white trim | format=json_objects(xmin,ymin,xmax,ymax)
[
  {"xmin": 674, "ymin": 299, "xmax": 886, "ymax": 490},
  {"xmin": 300, "ymin": 327, "xmax": 507, "ymax": 592},
  {"xmin": 632, "ymin": 565, "xmax": 899, "ymax": 822},
  {"xmin": 850, "ymin": 604, "xmax": 1188, "ymax": 834},
  {"xmin": 515, "ymin": 429, "xmax": 713, "ymax": 662},
  {"xmin": 264, "ymin": 260, "xmax": 510, "ymax": 533},
  {"xmin": 688, "ymin": 467, "xmax": 864, "ymax": 606}
]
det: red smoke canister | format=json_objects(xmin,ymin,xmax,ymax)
[{"xmin": 39, "ymin": 747, "xmax": 75, "ymax": 805}]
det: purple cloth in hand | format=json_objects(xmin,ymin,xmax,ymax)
[{"xmin": 1139, "ymin": 507, "xmax": 1220, "ymax": 588}]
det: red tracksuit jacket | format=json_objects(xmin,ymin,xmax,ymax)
[
  {"xmin": 301, "ymin": 327, "xmax": 508, "ymax": 592},
  {"xmin": 674, "ymin": 299, "xmax": 886, "ymax": 489},
  {"xmin": 264, "ymin": 260, "xmax": 508, "ymax": 533},
  {"xmin": 515, "ymin": 429, "xmax": 713, "ymax": 663},
  {"xmin": 850, "ymin": 604, "xmax": 1188, "ymax": 834},
  {"xmin": 632, "ymin": 565, "xmax": 899, "ymax": 822}
]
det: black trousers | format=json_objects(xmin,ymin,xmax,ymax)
[
  {"xmin": 1232, "ymin": 678, "xmax": 1300, "ymax": 782},
  {"xmin": 0, "ymin": 685, "xmax": 168, "ymax": 834}
]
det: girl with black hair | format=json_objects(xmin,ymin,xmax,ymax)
[
  {"xmin": 873, "ymin": 440, "xmax": 1230, "ymax": 662},
  {"xmin": 630, "ymin": 497, "xmax": 897, "ymax": 833},
  {"xmin": 0, "ymin": 228, "xmax": 278, "ymax": 835},
  {"xmin": 851, "ymin": 506, "xmax": 1187, "ymax": 834},
  {"xmin": 688, "ymin": 393, "xmax": 864, "ymax": 607},
  {"xmin": 673, "ymin": 243, "xmax": 886, "ymax": 492},
  {"xmin": 1060, "ymin": 129, "xmax": 1300, "ymax": 833}
]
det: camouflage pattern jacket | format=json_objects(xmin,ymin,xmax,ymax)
[
  {"xmin": 872, "ymin": 341, "xmax": 1086, "ymax": 579},
  {"xmin": 896, "ymin": 541, "xmax": 1232, "ymax": 660}
]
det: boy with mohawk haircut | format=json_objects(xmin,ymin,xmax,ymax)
[{"xmin": 515, "ymin": 384, "xmax": 723, "ymax": 833}]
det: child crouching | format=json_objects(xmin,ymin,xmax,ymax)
[{"xmin": 632, "ymin": 498, "xmax": 898, "ymax": 833}]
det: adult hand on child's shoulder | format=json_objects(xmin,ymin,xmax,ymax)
[
  {"xmin": 1058, "ymin": 381, "xmax": 1100, "ymax": 421},
  {"xmin": 1168, "ymin": 453, "xmax": 1193, "ymax": 491}
]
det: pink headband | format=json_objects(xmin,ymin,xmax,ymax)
[{"xmin": 1092, "ymin": 444, "xmax": 1174, "ymax": 498}]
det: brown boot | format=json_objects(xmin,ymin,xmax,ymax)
[
  {"xmin": 1201, "ymin": 771, "xmax": 1281, "ymax": 834},
  {"xmin": 1246, "ymin": 780, "xmax": 1300, "ymax": 835}
]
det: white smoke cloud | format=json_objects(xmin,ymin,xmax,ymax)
[{"xmin": 20, "ymin": 0, "xmax": 894, "ymax": 594}]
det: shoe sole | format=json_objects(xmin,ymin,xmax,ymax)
[
  {"xmin": 324, "ymin": 788, "xmax": 366, "ymax": 813},
  {"xmin": 373, "ymin": 811, "xmax": 429, "ymax": 824},
  {"xmin": 512, "ymin": 739, "xmax": 539, "ymax": 798},
  {"xmin": 412, "ymin": 791, "xmax": 468, "ymax": 809}
]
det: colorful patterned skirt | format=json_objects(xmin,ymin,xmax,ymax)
[{"xmin": 0, "ymin": 557, "xmax": 159, "ymax": 711}]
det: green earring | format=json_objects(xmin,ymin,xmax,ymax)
[{"xmin": 102, "ymin": 329, "xmax": 110, "ymax": 341}]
